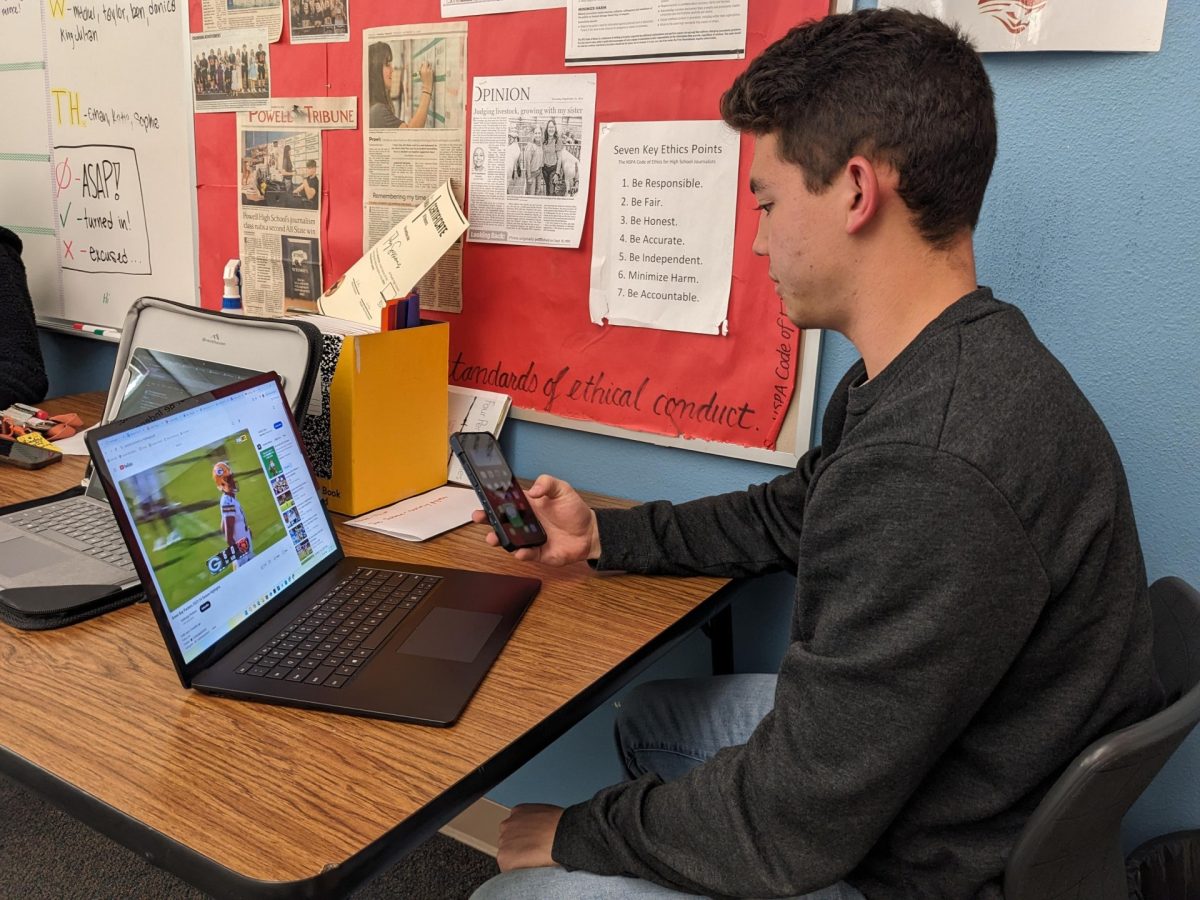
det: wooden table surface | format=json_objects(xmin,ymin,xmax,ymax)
[{"xmin": 0, "ymin": 394, "xmax": 731, "ymax": 897}]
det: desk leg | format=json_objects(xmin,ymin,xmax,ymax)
[{"xmin": 703, "ymin": 606, "xmax": 734, "ymax": 675}]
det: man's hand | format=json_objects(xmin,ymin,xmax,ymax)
[
  {"xmin": 496, "ymin": 803, "xmax": 563, "ymax": 872},
  {"xmin": 471, "ymin": 475, "xmax": 601, "ymax": 565}
]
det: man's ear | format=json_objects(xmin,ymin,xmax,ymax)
[{"xmin": 844, "ymin": 156, "xmax": 889, "ymax": 235}]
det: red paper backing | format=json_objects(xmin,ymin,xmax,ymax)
[{"xmin": 189, "ymin": 0, "xmax": 827, "ymax": 449}]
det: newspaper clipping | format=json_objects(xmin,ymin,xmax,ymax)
[
  {"xmin": 289, "ymin": 0, "xmax": 350, "ymax": 44},
  {"xmin": 363, "ymin": 22, "xmax": 467, "ymax": 313},
  {"xmin": 192, "ymin": 30, "xmax": 272, "ymax": 113},
  {"xmin": 467, "ymin": 74, "xmax": 595, "ymax": 249},
  {"xmin": 566, "ymin": 0, "xmax": 747, "ymax": 66},
  {"xmin": 200, "ymin": 0, "xmax": 282, "ymax": 47},
  {"xmin": 237, "ymin": 122, "xmax": 323, "ymax": 315}
]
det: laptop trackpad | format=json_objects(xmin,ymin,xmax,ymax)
[
  {"xmin": 397, "ymin": 608, "xmax": 502, "ymax": 663},
  {"xmin": 0, "ymin": 534, "xmax": 73, "ymax": 578}
]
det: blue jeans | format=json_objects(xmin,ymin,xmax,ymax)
[{"xmin": 470, "ymin": 675, "xmax": 865, "ymax": 900}]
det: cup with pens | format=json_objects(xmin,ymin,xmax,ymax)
[{"xmin": 381, "ymin": 289, "xmax": 421, "ymax": 332}]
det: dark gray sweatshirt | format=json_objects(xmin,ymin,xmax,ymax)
[
  {"xmin": 0, "ymin": 227, "xmax": 48, "ymax": 411},
  {"xmin": 553, "ymin": 289, "xmax": 1161, "ymax": 899}
]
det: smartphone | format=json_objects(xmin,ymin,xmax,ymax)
[
  {"xmin": 450, "ymin": 431, "xmax": 546, "ymax": 552},
  {"xmin": 0, "ymin": 439, "xmax": 63, "ymax": 470}
]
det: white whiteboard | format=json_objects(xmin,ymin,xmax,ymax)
[{"xmin": 0, "ymin": 0, "xmax": 199, "ymax": 329}]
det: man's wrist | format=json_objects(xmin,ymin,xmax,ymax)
[{"xmin": 587, "ymin": 510, "xmax": 601, "ymax": 561}]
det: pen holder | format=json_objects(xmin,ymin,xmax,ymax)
[{"xmin": 309, "ymin": 321, "xmax": 448, "ymax": 515}]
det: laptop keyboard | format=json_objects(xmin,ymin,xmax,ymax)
[
  {"xmin": 236, "ymin": 567, "xmax": 441, "ymax": 689},
  {"xmin": 4, "ymin": 499, "xmax": 136, "ymax": 573}
]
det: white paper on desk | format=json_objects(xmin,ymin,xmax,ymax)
[
  {"xmin": 345, "ymin": 485, "xmax": 480, "ymax": 542},
  {"xmin": 318, "ymin": 181, "xmax": 468, "ymax": 327},
  {"xmin": 54, "ymin": 427, "xmax": 94, "ymax": 457}
]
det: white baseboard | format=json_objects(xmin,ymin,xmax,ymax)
[{"xmin": 439, "ymin": 798, "xmax": 510, "ymax": 857}]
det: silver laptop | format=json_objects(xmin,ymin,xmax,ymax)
[
  {"xmin": 0, "ymin": 349, "xmax": 261, "ymax": 603},
  {"xmin": 86, "ymin": 373, "xmax": 538, "ymax": 724}
]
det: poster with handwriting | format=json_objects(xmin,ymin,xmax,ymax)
[{"xmin": 0, "ymin": 0, "xmax": 198, "ymax": 327}]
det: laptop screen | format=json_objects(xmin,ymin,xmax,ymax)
[
  {"xmin": 85, "ymin": 349, "xmax": 263, "ymax": 501},
  {"xmin": 93, "ymin": 378, "xmax": 338, "ymax": 663}
]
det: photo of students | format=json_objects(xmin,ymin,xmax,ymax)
[
  {"xmin": 239, "ymin": 131, "xmax": 320, "ymax": 209},
  {"xmin": 290, "ymin": 0, "xmax": 348, "ymax": 40},
  {"xmin": 505, "ymin": 115, "xmax": 584, "ymax": 198},
  {"xmin": 191, "ymin": 41, "xmax": 269, "ymax": 103}
]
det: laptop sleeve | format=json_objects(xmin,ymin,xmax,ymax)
[
  {"xmin": 0, "ymin": 300, "xmax": 322, "ymax": 630},
  {"xmin": 110, "ymin": 297, "xmax": 323, "ymax": 421}
]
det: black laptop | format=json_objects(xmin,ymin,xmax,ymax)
[{"xmin": 85, "ymin": 372, "xmax": 539, "ymax": 725}]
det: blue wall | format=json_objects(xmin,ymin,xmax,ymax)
[{"xmin": 40, "ymin": 0, "xmax": 1200, "ymax": 849}]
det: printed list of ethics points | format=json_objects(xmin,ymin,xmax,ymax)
[{"xmin": 615, "ymin": 169, "xmax": 717, "ymax": 302}]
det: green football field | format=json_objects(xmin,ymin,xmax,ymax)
[{"xmin": 119, "ymin": 430, "xmax": 288, "ymax": 612}]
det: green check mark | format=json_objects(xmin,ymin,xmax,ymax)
[{"xmin": 59, "ymin": 202, "xmax": 71, "ymax": 227}]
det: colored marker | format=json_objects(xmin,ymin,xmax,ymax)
[{"xmin": 71, "ymin": 322, "xmax": 120, "ymax": 338}]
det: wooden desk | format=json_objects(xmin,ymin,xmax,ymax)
[{"xmin": 0, "ymin": 394, "xmax": 734, "ymax": 898}]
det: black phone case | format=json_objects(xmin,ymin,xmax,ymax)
[
  {"xmin": 450, "ymin": 433, "xmax": 545, "ymax": 553},
  {"xmin": 0, "ymin": 446, "xmax": 61, "ymax": 469}
]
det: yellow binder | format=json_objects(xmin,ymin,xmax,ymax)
[{"xmin": 315, "ymin": 321, "xmax": 448, "ymax": 515}]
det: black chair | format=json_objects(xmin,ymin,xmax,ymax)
[{"xmin": 1005, "ymin": 576, "xmax": 1200, "ymax": 900}]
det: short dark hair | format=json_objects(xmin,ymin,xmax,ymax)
[{"xmin": 721, "ymin": 9, "xmax": 996, "ymax": 247}]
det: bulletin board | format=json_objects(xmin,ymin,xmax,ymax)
[{"xmin": 189, "ymin": 0, "xmax": 829, "ymax": 463}]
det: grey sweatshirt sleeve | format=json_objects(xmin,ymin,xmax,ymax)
[
  {"xmin": 591, "ymin": 445, "xmax": 824, "ymax": 578},
  {"xmin": 553, "ymin": 445, "xmax": 1050, "ymax": 898}
]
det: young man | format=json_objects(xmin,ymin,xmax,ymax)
[
  {"xmin": 470, "ymin": 9, "xmax": 1161, "ymax": 900},
  {"xmin": 292, "ymin": 159, "xmax": 319, "ymax": 207},
  {"xmin": 213, "ymin": 461, "xmax": 253, "ymax": 568}
]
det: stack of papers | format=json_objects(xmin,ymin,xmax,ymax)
[{"xmin": 286, "ymin": 313, "xmax": 377, "ymax": 336}]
